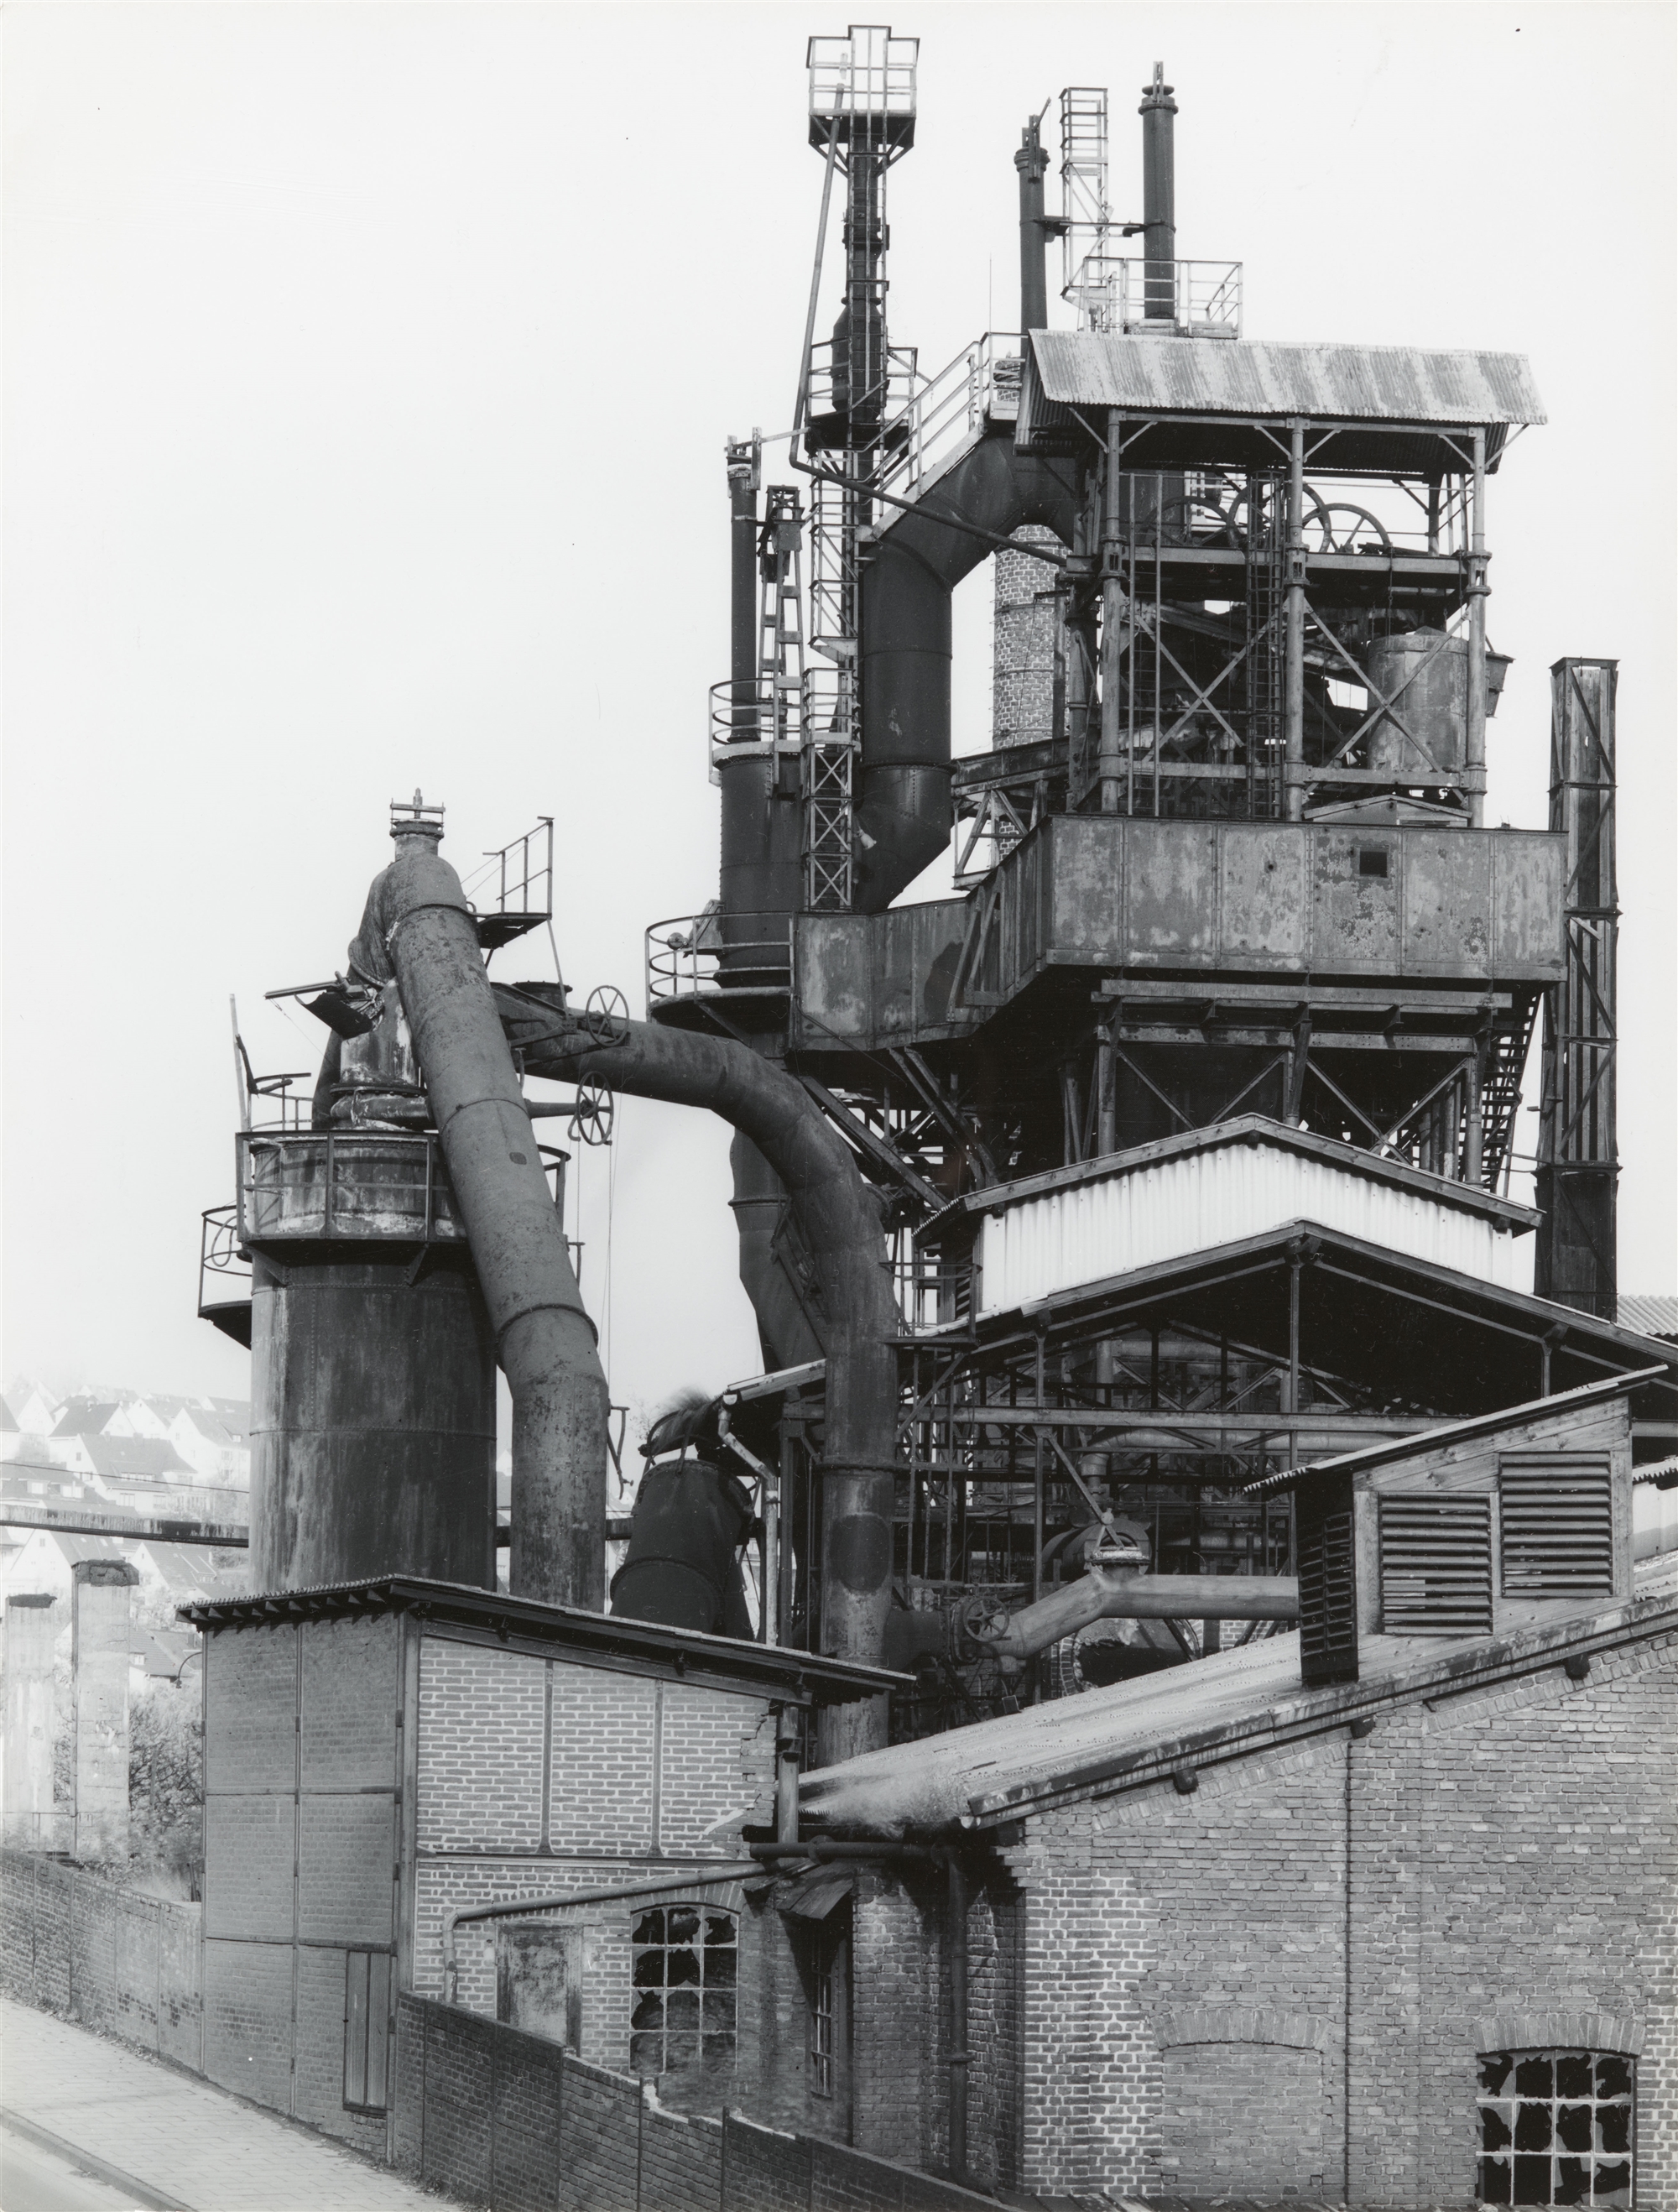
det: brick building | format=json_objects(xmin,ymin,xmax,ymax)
[
  {"xmin": 180, "ymin": 1574, "xmax": 899, "ymax": 2160},
  {"xmin": 787, "ymin": 1380, "xmax": 1678, "ymax": 2206}
]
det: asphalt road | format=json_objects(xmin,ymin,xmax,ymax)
[{"xmin": 0, "ymin": 2121, "xmax": 162, "ymax": 2212}]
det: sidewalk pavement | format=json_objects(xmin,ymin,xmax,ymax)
[{"xmin": 1, "ymin": 1998, "xmax": 460, "ymax": 2211}]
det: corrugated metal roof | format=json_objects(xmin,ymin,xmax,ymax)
[
  {"xmin": 1618, "ymin": 1295, "xmax": 1678, "ymax": 1343},
  {"xmin": 1027, "ymin": 333, "xmax": 1545, "ymax": 426},
  {"xmin": 1243, "ymin": 1368, "xmax": 1666, "ymax": 1495},
  {"xmin": 927, "ymin": 1114, "xmax": 1540, "ymax": 1237},
  {"xmin": 799, "ymin": 1564, "xmax": 1678, "ymax": 1836}
]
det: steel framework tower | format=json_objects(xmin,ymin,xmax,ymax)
[{"xmin": 1535, "ymin": 658, "xmax": 1619, "ymax": 1319}]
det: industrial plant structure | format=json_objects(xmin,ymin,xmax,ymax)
[{"xmin": 114, "ymin": 23, "xmax": 1674, "ymax": 2208}]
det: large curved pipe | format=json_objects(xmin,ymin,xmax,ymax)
[
  {"xmin": 856, "ymin": 436, "xmax": 1080, "ymax": 910},
  {"xmin": 500, "ymin": 995, "xmax": 898, "ymax": 1764},
  {"xmin": 971, "ymin": 1563, "xmax": 1300, "ymax": 1669},
  {"xmin": 347, "ymin": 819, "xmax": 609, "ymax": 1609}
]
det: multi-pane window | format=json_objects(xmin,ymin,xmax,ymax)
[
  {"xmin": 1477, "ymin": 2049, "xmax": 1633, "ymax": 2207},
  {"xmin": 809, "ymin": 1961, "xmax": 835, "ymax": 2098},
  {"xmin": 629, "ymin": 1906, "xmax": 737, "ymax": 2076}
]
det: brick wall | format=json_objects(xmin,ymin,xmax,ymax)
[
  {"xmin": 977, "ymin": 1621, "xmax": 1678, "ymax": 2205},
  {"xmin": 0, "ymin": 1846, "xmax": 201, "ymax": 2069},
  {"xmin": 393, "ymin": 1994, "xmax": 1007, "ymax": 2212},
  {"xmin": 993, "ymin": 530, "xmax": 1060, "ymax": 749}
]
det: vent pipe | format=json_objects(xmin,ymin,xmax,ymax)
[
  {"xmin": 1015, "ymin": 112, "xmax": 1050, "ymax": 333},
  {"xmin": 1139, "ymin": 63, "xmax": 1177, "ymax": 321}
]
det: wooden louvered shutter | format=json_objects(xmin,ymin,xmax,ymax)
[
  {"xmin": 1499, "ymin": 1456, "xmax": 1614, "ymax": 1597},
  {"xmin": 1378, "ymin": 1495, "xmax": 1492, "ymax": 1636},
  {"xmin": 1297, "ymin": 1488, "xmax": 1358, "ymax": 1687}
]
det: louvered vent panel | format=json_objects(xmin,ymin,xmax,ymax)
[
  {"xmin": 1500, "ymin": 1456, "xmax": 1613, "ymax": 1597},
  {"xmin": 1299, "ymin": 1507, "xmax": 1358, "ymax": 1687},
  {"xmin": 1378, "ymin": 1496, "xmax": 1492, "ymax": 1636}
]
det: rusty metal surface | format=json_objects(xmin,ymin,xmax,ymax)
[
  {"xmin": 793, "ymin": 820, "xmax": 1564, "ymax": 1049},
  {"xmin": 1025, "ymin": 331, "xmax": 1545, "ymax": 425}
]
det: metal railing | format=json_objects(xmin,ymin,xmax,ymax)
[
  {"xmin": 707, "ymin": 676, "xmax": 804, "ymax": 772},
  {"xmin": 461, "ymin": 817, "xmax": 555, "ymax": 926},
  {"xmin": 1067, "ymin": 257, "xmax": 1243, "ymax": 339},
  {"xmin": 198, "ymin": 1205, "xmax": 252, "ymax": 1317},
  {"xmin": 874, "ymin": 331, "xmax": 1021, "ymax": 503},
  {"xmin": 236, "ymin": 1129, "xmax": 469, "ymax": 1249},
  {"xmin": 894, "ymin": 1253, "xmax": 972, "ymax": 1333},
  {"xmin": 645, "ymin": 910, "xmax": 795, "ymax": 1009},
  {"xmin": 802, "ymin": 336, "xmax": 920, "ymax": 441},
  {"xmin": 807, "ymin": 26, "xmax": 918, "ymax": 129}
]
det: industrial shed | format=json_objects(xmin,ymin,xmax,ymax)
[{"xmin": 786, "ymin": 1380, "xmax": 1678, "ymax": 2207}]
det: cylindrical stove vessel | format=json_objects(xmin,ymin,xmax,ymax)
[
  {"xmin": 250, "ymin": 1251, "xmax": 496, "ymax": 1591},
  {"xmin": 240, "ymin": 1126, "xmax": 498, "ymax": 1591}
]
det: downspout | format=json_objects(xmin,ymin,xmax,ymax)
[
  {"xmin": 947, "ymin": 1851, "xmax": 969, "ymax": 2189},
  {"xmin": 346, "ymin": 816, "xmax": 609, "ymax": 1609},
  {"xmin": 502, "ymin": 997, "xmax": 899, "ymax": 1765}
]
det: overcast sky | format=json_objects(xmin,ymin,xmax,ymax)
[{"xmin": 4, "ymin": 2, "xmax": 1674, "ymax": 1432}]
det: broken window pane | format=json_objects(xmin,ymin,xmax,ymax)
[
  {"xmin": 1477, "ymin": 2050, "xmax": 1635, "ymax": 2208},
  {"xmin": 1480, "ymin": 2156, "xmax": 1513, "ymax": 2204},
  {"xmin": 628, "ymin": 1904, "xmax": 738, "ymax": 2079}
]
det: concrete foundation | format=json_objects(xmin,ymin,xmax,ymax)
[
  {"xmin": 72, "ymin": 1558, "xmax": 138, "ymax": 1865},
  {"xmin": 3, "ymin": 1594, "xmax": 57, "ymax": 1847}
]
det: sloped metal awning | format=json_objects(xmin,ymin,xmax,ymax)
[
  {"xmin": 778, "ymin": 1869, "xmax": 856, "ymax": 1922},
  {"xmin": 1019, "ymin": 333, "xmax": 1545, "ymax": 475}
]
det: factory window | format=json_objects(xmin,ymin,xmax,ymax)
[
  {"xmin": 1378, "ymin": 1494, "xmax": 1492, "ymax": 1636},
  {"xmin": 809, "ymin": 1957, "xmax": 836, "ymax": 2097},
  {"xmin": 342, "ymin": 1949, "xmax": 392, "ymax": 2113},
  {"xmin": 1358, "ymin": 846, "xmax": 1389, "ymax": 879},
  {"xmin": 629, "ymin": 1905, "xmax": 737, "ymax": 2076},
  {"xmin": 1477, "ymin": 2049, "xmax": 1633, "ymax": 2207},
  {"xmin": 1499, "ymin": 1457, "xmax": 1614, "ymax": 1599}
]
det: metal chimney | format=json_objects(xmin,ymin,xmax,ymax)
[
  {"xmin": 1139, "ymin": 63, "xmax": 1177, "ymax": 322},
  {"xmin": 1015, "ymin": 112, "xmax": 1050, "ymax": 331}
]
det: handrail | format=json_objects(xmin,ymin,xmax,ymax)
[
  {"xmin": 873, "ymin": 331, "xmax": 1022, "ymax": 503},
  {"xmin": 1066, "ymin": 256, "xmax": 1243, "ymax": 340},
  {"xmin": 645, "ymin": 912, "xmax": 795, "ymax": 1009}
]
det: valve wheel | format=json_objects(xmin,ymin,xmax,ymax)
[
  {"xmin": 957, "ymin": 1591, "xmax": 1014, "ymax": 1648},
  {"xmin": 582, "ymin": 983, "xmax": 630, "ymax": 1044},
  {"xmin": 570, "ymin": 1078, "xmax": 615, "ymax": 1148}
]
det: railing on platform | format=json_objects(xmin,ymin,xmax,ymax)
[
  {"xmin": 1068, "ymin": 256, "xmax": 1243, "ymax": 339},
  {"xmin": 198, "ymin": 1205, "xmax": 252, "ymax": 1318},
  {"xmin": 645, "ymin": 911, "xmax": 794, "ymax": 1009},
  {"xmin": 894, "ymin": 1251, "xmax": 972, "ymax": 1333},
  {"xmin": 875, "ymin": 331, "xmax": 1021, "ymax": 502},
  {"xmin": 707, "ymin": 676, "xmax": 803, "ymax": 775}
]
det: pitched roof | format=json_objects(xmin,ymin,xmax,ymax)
[
  {"xmin": 84, "ymin": 1437, "xmax": 194, "ymax": 1480},
  {"xmin": 50, "ymin": 1398, "xmax": 124, "ymax": 1439},
  {"xmin": 801, "ymin": 1554, "xmax": 1678, "ymax": 1837},
  {"xmin": 1243, "ymin": 1368, "xmax": 1665, "ymax": 1495}
]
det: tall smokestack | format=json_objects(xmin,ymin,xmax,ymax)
[
  {"xmin": 1015, "ymin": 112, "xmax": 1050, "ymax": 332},
  {"xmin": 1139, "ymin": 62, "xmax": 1177, "ymax": 323}
]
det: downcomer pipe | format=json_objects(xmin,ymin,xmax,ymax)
[
  {"xmin": 855, "ymin": 438, "xmax": 1078, "ymax": 910},
  {"xmin": 347, "ymin": 816, "xmax": 609, "ymax": 1609},
  {"xmin": 501, "ymin": 996, "xmax": 899, "ymax": 1765}
]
